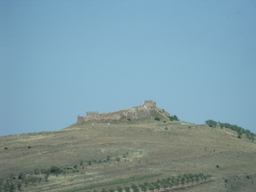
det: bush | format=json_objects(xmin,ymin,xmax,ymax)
[
  {"xmin": 44, "ymin": 173, "xmax": 50, "ymax": 181},
  {"xmin": 9, "ymin": 183, "xmax": 15, "ymax": 192},
  {"xmin": 205, "ymin": 120, "xmax": 218, "ymax": 127},
  {"xmin": 34, "ymin": 168, "xmax": 40, "ymax": 175},
  {"xmin": 154, "ymin": 117, "xmax": 160, "ymax": 121},
  {"xmin": 237, "ymin": 131, "xmax": 242, "ymax": 139},
  {"xmin": 50, "ymin": 166, "xmax": 62, "ymax": 175},
  {"xmin": 168, "ymin": 115, "xmax": 179, "ymax": 121},
  {"xmin": 17, "ymin": 182, "xmax": 22, "ymax": 191},
  {"xmin": 18, "ymin": 173, "xmax": 26, "ymax": 181},
  {"xmin": 125, "ymin": 186, "xmax": 130, "ymax": 192},
  {"xmin": 117, "ymin": 186, "xmax": 122, "ymax": 192}
]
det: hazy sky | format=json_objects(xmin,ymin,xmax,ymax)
[{"xmin": 1, "ymin": 1, "xmax": 256, "ymax": 136}]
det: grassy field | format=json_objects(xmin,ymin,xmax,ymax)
[{"xmin": 1, "ymin": 116, "xmax": 256, "ymax": 192}]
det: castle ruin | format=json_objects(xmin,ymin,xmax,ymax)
[
  {"xmin": 142, "ymin": 100, "xmax": 156, "ymax": 110},
  {"xmin": 77, "ymin": 100, "xmax": 157, "ymax": 123}
]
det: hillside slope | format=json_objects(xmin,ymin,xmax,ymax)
[{"xmin": 1, "ymin": 118, "xmax": 256, "ymax": 192}]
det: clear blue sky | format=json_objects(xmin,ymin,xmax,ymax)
[{"xmin": 1, "ymin": 1, "xmax": 256, "ymax": 136}]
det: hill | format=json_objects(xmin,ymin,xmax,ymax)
[{"xmin": 1, "ymin": 101, "xmax": 256, "ymax": 192}]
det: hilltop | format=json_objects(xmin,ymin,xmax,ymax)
[
  {"xmin": 0, "ymin": 100, "xmax": 256, "ymax": 192},
  {"xmin": 76, "ymin": 100, "xmax": 171, "ymax": 123}
]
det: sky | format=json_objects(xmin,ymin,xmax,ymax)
[{"xmin": 1, "ymin": 1, "xmax": 256, "ymax": 136}]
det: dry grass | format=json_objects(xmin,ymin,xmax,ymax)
[{"xmin": 0, "ymin": 120, "xmax": 256, "ymax": 192}]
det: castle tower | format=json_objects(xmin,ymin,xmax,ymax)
[
  {"xmin": 142, "ymin": 100, "xmax": 156, "ymax": 110},
  {"xmin": 85, "ymin": 111, "xmax": 100, "ymax": 120}
]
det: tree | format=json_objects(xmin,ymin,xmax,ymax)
[
  {"xmin": 17, "ymin": 182, "xmax": 22, "ymax": 191},
  {"xmin": 141, "ymin": 185, "xmax": 147, "ymax": 192},
  {"xmin": 125, "ymin": 186, "xmax": 130, "ymax": 192},
  {"xmin": 205, "ymin": 119, "xmax": 218, "ymax": 128},
  {"xmin": 237, "ymin": 131, "xmax": 242, "ymax": 139},
  {"xmin": 168, "ymin": 115, "xmax": 179, "ymax": 121},
  {"xmin": 155, "ymin": 183, "xmax": 160, "ymax": 190},
  {"xmin": 149, "ymin": 185, "xmax": 155, "ymax": 192},
  {"xmin": 117, "ymin": 186, "xmax": 122, "ymax": 192},
  {"xmin": 181, "ymin": 177, "xmax": 185, "ymax": 185},
  {"xmin": 9, "ymin": 183, "xmax": 15, "ymax": 192}
]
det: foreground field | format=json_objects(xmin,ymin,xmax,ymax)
[{"xmin": 1, "ymin": 119, "xmax": 256, "ymax": 192}]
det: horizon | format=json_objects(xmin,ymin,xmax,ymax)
[{"xmin": 1, "ymin": 1, "xmax": 256, "ymax": 136}]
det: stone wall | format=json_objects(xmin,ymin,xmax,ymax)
[
  {"xmin": 77, "ymin": 100, "xmax": 157, "ymax": 123},
  {"xmin": 86, "ymin": 112, "xmax": 99, "ymax": 120},
  {"xmin": 142, "ymin": 100, "xmax": 156, "ymax": 110},
  {"xmin": 77, "ymin": 115, "xmax": 85, "ymax": 123}
]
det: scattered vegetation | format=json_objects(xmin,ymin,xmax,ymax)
[
  {"xmin": 66, "ymin": 172, "xmax": 212, "ymax": 192},
  {"xmin": 205, "ymin": 119, "xmax": 255, "ymax": 141},
  {"xmin": 168, "ymin": 115, "xmax": 179, "ymax": 121}
]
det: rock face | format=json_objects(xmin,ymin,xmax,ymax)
[{"xmin": 77, "ymin": 100, "xmax": 164, "ymax": 123}]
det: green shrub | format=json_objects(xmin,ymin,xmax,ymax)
[
  {"xmin": 117, "ymin": 186, "xmax": 122, "ymax": 192},
  {"xmin": 18, "ymin": 173, "xmax": 26, "ymax": 181},
  {"xmin": 17, "ymin": 182, "xmax": 22, "ymax": 191},
  {"xmin": 50, "ymin": 166, "xmax": 62, "ymax": 175},
  {"xmin": 125, "ymin": 186, "xmax": 130, "ymax": 192},
  {"xmin": 154, "ymin": 117, "xmax": 160, "ymax": 121},
  {"xmin": 34, "ymin": 168, "xmax": 40, "ymax": 175},
  {"xmin": 168, "ymin": 115, "xmax": 179, "ymax": 121},
  {"xmin": 9, "ymin": 183, "xmax": 15, "ymax": 192},
  {"xmin": 205, "ymin": 119, "xmax": 218, "ymax": 127}
]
